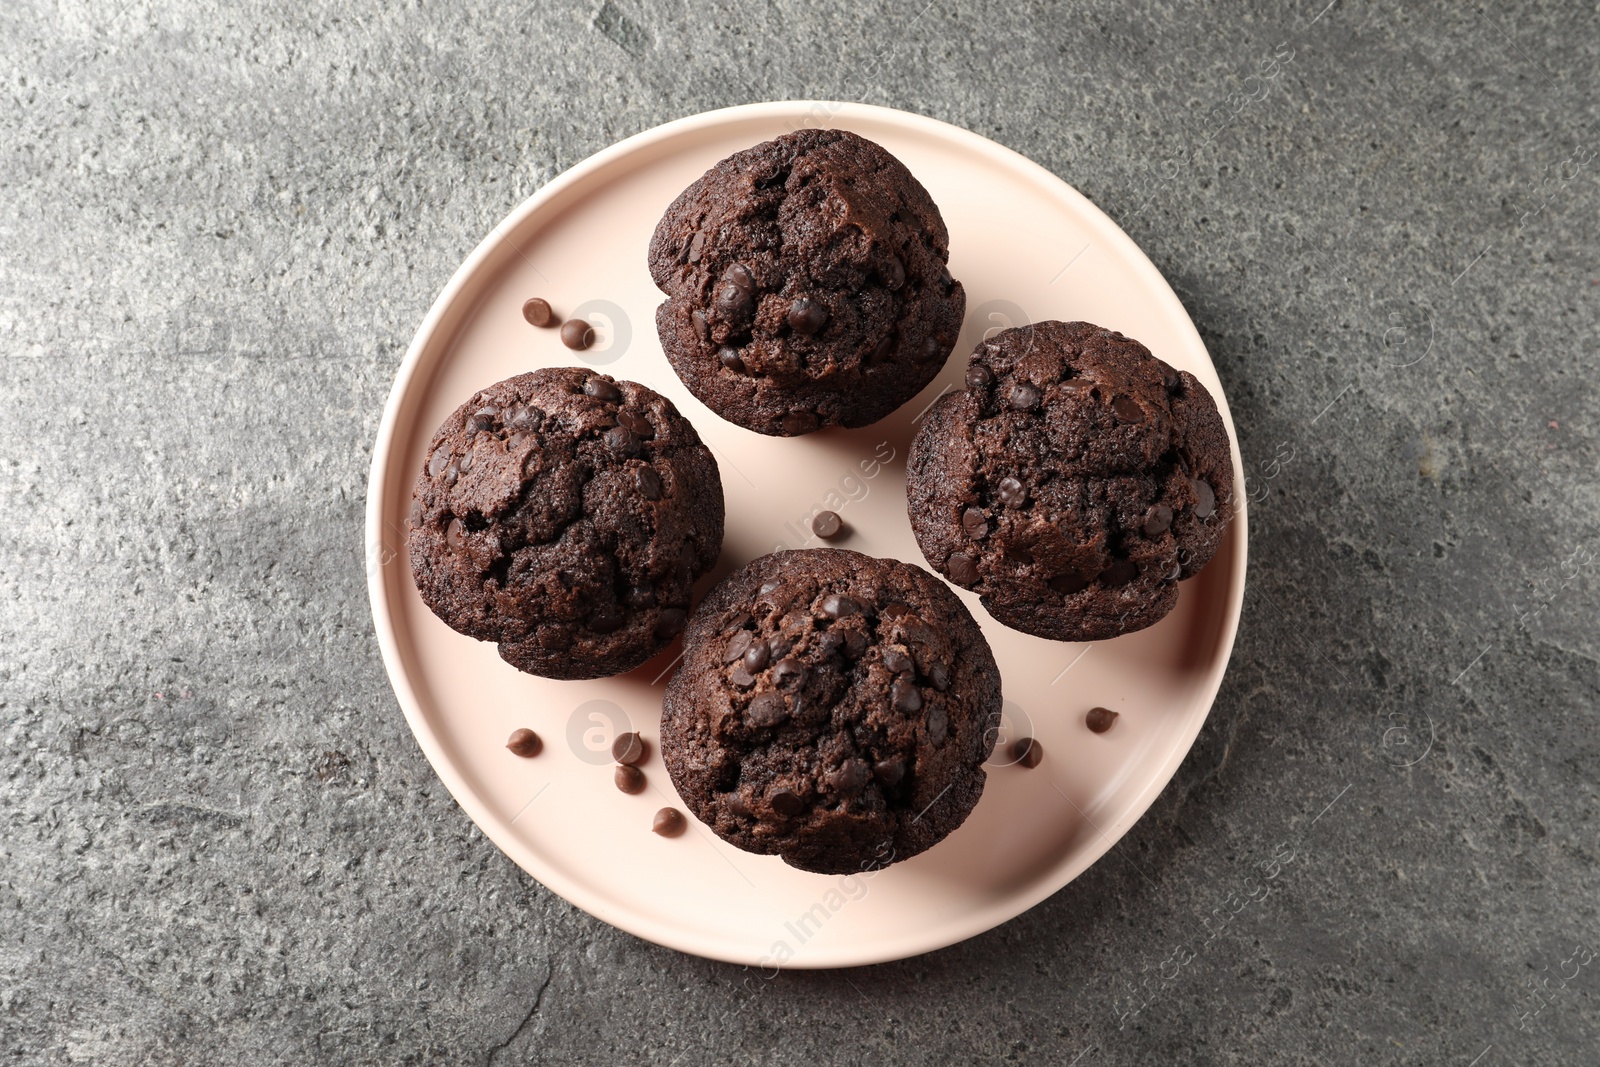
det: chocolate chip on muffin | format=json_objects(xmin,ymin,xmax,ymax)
[
  {"xmin": 907, "ymin": 321, "xmax": 1235, "ymax": 641},
  {"xmin": 648, "ymin": 128, "xmax": 966, "ymax": 436},
  {"xmin": 660, "ymin": 549, "xmax": 1001, "ymax": 875},
  {"xmin": 407, "ymin": 368, "xmax": 724, "ymax": 679}
]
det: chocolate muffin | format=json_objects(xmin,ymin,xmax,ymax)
[
  {"xmin": 661, "ymin": 549, "xmax": 1001, "ymax": 875},
  {"xmin": 907, "ymin": 321, "xmax": 1235, "ymax": 642},
  {"xmin": 648, "ymin": 128, "xmax": 966, "ymax": 436},
  {"xmin": 408, "ymin": 368, "xmax": 724, "ymax": 680}
]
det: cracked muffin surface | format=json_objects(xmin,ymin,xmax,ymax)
[
  {"xmin": 907, "ymin": 320, "xmax": 1235, "ymax": 642},
  {"xmin": 648, "ymin": 128, "xmax": 966, "ymax": 436},
  {"xmin": 661, "ymin": 549, "xmax": 1000, "ymax": 875},
  {"xmin": 407, "ymin": 367, "xmax": 724, "ymax": 680}
]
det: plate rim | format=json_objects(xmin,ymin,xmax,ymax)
[{"xmin": 365, "ymin": 100, "xmax": 1249, "ymax": 968}]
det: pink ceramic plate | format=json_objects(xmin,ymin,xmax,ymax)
[{"xmin": 366, "ymin": 102, "xmax": 1246, "ymax": 968}]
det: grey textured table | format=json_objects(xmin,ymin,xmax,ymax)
[{"xmin": 4, "ymin": 1, "xmax": 1597, "ymax": 1063}]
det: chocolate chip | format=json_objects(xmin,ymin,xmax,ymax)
[
  {"xmin": 583, "ymin": 377, "xmax": 621, "ymax": 403},
  {"xmin": 725, "ymin": 792, "xmax": 753, "ymax": 817},
  {"xmin": 1098, "ymin": 559, "xmax": 1139, "ymax": 587},
  {"xmin": 1156, "ymin": 359, "xmax": 1183, "ymax": 392},
  {"xmin": 1086, "ymin": 706, "xmax": 1120, "ymax": 733},
  {"xmin": 612, "ymin": 732, "xmax": 647, "ymax": 766},
  {"xmin": 446, "ymin": 518, "xmax": 466, "ymax": 552},
  {"xmin": 1191, "ymin": 478, "xmax": 1216, "ymax": 519},
  {"xmin": 561, "ymin": 319, "xmax": 594, "ymax": 350},
  {"xmin": 773, "ymin": 658, "xmax": 807, "ymax": 689},
  {"xmin": 723, "ymin": 630, "xmax": 753, "ymax": 664},
  {"xmin": 725, "ymin": 611, "xmax": 752, "ymax": 632},
  {"xmin": 842, "ymin": 631, "xmax": 868, "ymax": 660},
  {"xmin": 766, "ymin": 633, "xmax": 794, "ymax": 660},
  {"xmin": 468, "ymin": 408, "xmax": 498, "ymax": 434},
  {"xmin": 1007, "ymin": 381, "xmax": 1042, "ymax": 411},
  {"xmin": 947, "ymin": 552, "xmax": 979, "ymax": 585},
  {"xmin": 588, "ymin": 603, "xmax": 624, "ymax": 633},
  {"xmin": 770, "ymin": 788, "xmax": 805, "ymax": 817},
  {"xmin": 506, "ymin": 728, "xmax": 542, "ymax": 758},
  {"xmin": 874, "ymin": 758, "xmax": 906, "ymax": 786},
  {"xmin": 829, "ymin": 759, "xmax": 870, "ymax": 796},
  {"xmin": 729, "ymin": 666, "xmax": 755, "ymax": 688},
  {"xmin": 408, "ymin": 498, "xmax": 424, "ymax": 527},
  {"xmin": 812, "ymin": 510, "xmax": 844, "ymax": 539},
  {"xmin": 605, "ymin": 425, "xmax": 640, "ymax": 453},
  {"xmin": 1060, "ymin": 378, "xmax": 1094, "ymax": 395},
  {"xmin": 962, "ymin": 507, "xmax": 988, "ymax": 540},
  {"xmin": 636, "ymin": 466, "xmax": 663, "ymax": 500},
  {"xmin": 869, "ymin": 334, "xmax": 894, "ymax": 364},
  {"xmin": 429, "ymin": 446, "xmax": 453, "ymax": 478},
  {"xmin": 691, "ymin": 308, "xmax": 710, "ymax": 342},
  {"xmin": 687, "ymin": 231, "xmax": 705, "ymax": 263},
  {"xmin": 879, "ymin": 602, "xmax": 912, "ymax": 618},
  {"xmin": 927, "ymin": 661, "xmax": 951, "ymax": 691},
  {"xmin": 716, "ymin": 263, "xmax": 756, "ymax": 320},
  {"xmin": 757, "ymin": 580, "xmax": 781, "ymax": 596},
  {"xmin": 718, "ymin": 346, "xmax": 746, "ymax": 373},
  {"xmin": 927, "ymin": 705, "xmax": 948, "ymax": 745},
  {"xmin": 652, "ymin": 808, "xmax": 687, "ymax": 836},
  {"xmin": 455, "ymin": 450, "xmax": 474, "ymax": 473},
  {"xmin": 654, "ymin": 609, "xmax": 687, "ymax": 639},
  {"xmin": 615, "ymin": 764, "xmax": 645, "ymax": 794},
  {"xmin": 997, "ymin": 476, "xmax": 1027, "ymax": 508},
  {"xmin": 820, "ymin": 594, "xmax": 861, "ymax": 619},
  {"xmin": 891, "ymin": 676, "xmax": 923, "ymax": 714},
  {"xmin": 747, "ymin": 691, "xmax": 789, "ymax": 727},
  {"xmin": 617, "ymin": 410, "xmax": 653, "ymax": 438},
  {"xmin": 787, "ymin": 297, "xmax": 829, "ymax": 335},
  {"xmin": 1112, "ymin": 395, "xmax": 1144, "ymax": 423},
  {"xmin": 509, "ymin": 405, "xmax": 541, "ymax": 429},
  {"xmin": 742, "ymin": 641, "xmax": 771, "ymax": 672},
  {"xmin": 521, "ymin": 297, "xmax": 555, "ymax": 327},
  {"xmin": 1142, "ymin": 505, "xmax": 1174, "ymax": 538},
  {"xmin": 1011, "ymin": 737, "xmax": 1043, "ymax": 768},
  {"xmin": 1049, "ymin": 572, "xmax": 1090, "ymax": 594},
  {"xmin": 881, "ymin": 255, "xmax": 906, "ymax": 290},
  {"xmin": 965, "ymin": 363, "xmax": 994, "ymax": 389},
  {"xmin": 781, "ymin": 410, "xmax": 818, "ymax": 435},
  {"xmin": 880, "ymin": 648, "xmax": 912, "ymax": 675}
]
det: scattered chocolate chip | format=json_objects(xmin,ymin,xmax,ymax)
[
  {"xmin": 446, "ymin": 518, "xmax": 466, "ymax": 552},
  {"xmin": 1143, "ymin": 505, "xmax": 1174, "ymax": 538},
  {"xmin": 506, "ymin": 728, "xmax": 542, "ymax": 757},
  {"xmin": 652, "ymin": 807, "xmax": 687, "ymax": 836},
  {"xmin": 947, "ymin": 552, "xmax": 979, "ymax": 585},
  {"xmin": 927, "ymin": 661, "xmax": 951, "ymax": 691},
  {"xmin": 1156, "ymin": 359, "xmax": 1183, "ymax": 392},
  {"xmin": 615, "ymin": 764, "xmax": 645, "ymax": 794},
  {"xmin": 725, "ymin": 611, "xmax": 753, "ymax": 632},
  {"xmin": 654, "ymin": 609, "xmax": 687, "ymax": 639},
  {"xmin": 521, "ymin": 297, "xmax": 555, "ymax": 327},
  {"xmin": 428, "ymin": 446, "xmax": 453, "ymax": 477},
  {"xmin": 881, "ymin": 648, "xmax": 913, "ymax": 674},
  {"xmin": 716, "ymin": 263, "xmax": 757, "ymax": 320},
  {"xmin": 1098, "ymin": 559, "xmax": 1139, "ymax": 587},
  {"xmin": 997, "ymin": 476, "xmax": 1027, "ymax": 508},
  {"xmin": 617, "ymin": 410, "xmax": 653, "ymax": 438},
  {"xmin": 561, "ymin": 319, "xmax": 594, "ymax": 350},
  {"xmin": 729, "ymin": 666, "xmax": 755, "ymax": 688},
  {"xmin": 612, "ymin": 732, "xmax": 647, "ymax": 766},
  {"xmin": 742, "ymin": 641, "xmax": 771, "ymax": 672},
  {"xmin": 588, "ymin": 603, "xmax": 624, "ymax": 633},
  {"xmin": 927, "ymin": 705, "xmax": 949, "ymax": 745},
  {"xmin": 772, "ymin": 658, "xmax": 807, "ymax": 689},
  {"xmin": 781, "ymin": 410, "xmax": 819, "ymax": 434},
  {"xmin": 874, "ymin": 758, "xmax": 906, "ymax": 786},
  {"xmin": 723, "ymin": 630, "xmax": 753, "ymax": 664},
  {"xmin": 725, "ymin": 792, "xmax": 753, "ymax": 817},
  {"xmin": 747, "ymin": 691, "xmax": 789, "ymax": 727},
  {"xmin": 687, "ymin": 231, "xmax": 705, "ymax": 263},
  {"xmin": 1191, "ymin": 478, "xmax": 1217, "ymax": 519},
  {"xmin": 965, "ymin": 363, "xmax": 994, "ymax": 389},
  {"xmin": 820, "ymin": 594, "xmax": 861, "ymax": 619},
  {"xmin": 842, "ymin": 630, "xmax": 868, "ymax": 660},
  {"xmin": 1007, "ymin": 381, "xmax": 1042, "ymax": 411},
  {"xmin": 962, "ymin": 507, "xmax": 988, "ymax": 540},
  {"xmin": 691, "ymin": 308, "xmax": 710, "ymax": 341},
  {"xmin": 829, "ymin": 759, "xmax": 870, "ymax": 796},
  {"xmin": 718, "ymin": 346, "xmax": 746, "ymax": 373},
  {"xmin": 891, "ymin": 676, "xmax": 923, "ymax": 714},
  {"xmin": 582, "ymin": 376, "xmax": 621, "ymax": 403},
  {"xmin": 604, "ymin": 425, "xmax": 640, "ymax": 453},
  {"xmin": 1086, "ymin": 706, "xmax": 1120, "ymax": 733},
  {"xmin": 770, "ymin": 788, "xmax": 805, "ymax": 816},
  {"xmin": 636, "ymin": 466, "xmax": 664, "ymax": 500},
  {"xmin": 787, "ymin": 297, "xmax": 829, "ymax": 335},
  {"xmin": 468, "ymin": 408, "xmax": 497, "ymax": 434},
  {"xmin": 1011, "ymin": 737, "xmax": 1043, "ymax": 767},
  {"xmin": 812, "ymin": 510, "xmax": 844, "ymax": 539},
  {"xmin": 1049, "ymin": 572, "xmax": 1090, "ymax": 594},
  {"xmin": 1112, "ymin": 395, "xmax": 1144, "ymax": 422},
  {"xmin": 881, "ymin": 255, "xmax": 906, "ymax": 290}
]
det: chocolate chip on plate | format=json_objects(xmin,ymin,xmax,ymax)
[
  {"xmin": 1011, "ymin": 736, "xmax": 1043, "ymax": 768},
  {"xmin": 652, "ymin": 808, "xmax": 687, "ymax": 837},
  {"xmin": 561, "ymin": 319, "xmax": 594, "ymax": 350},
  {"xmin": 812, "ymin": 510, "xmax": 844, "ymax": 539},
  {"xmin": 612, "ymin": 731, "xmax": 647, "ymax": 766},
  {"xmin": 521, "ymin": 297, "xmax": 556, "ymax": 327},
  {"xmin": 506, "ymin": 728, "xmax": 542, "ymax": 757},
  {"xmin": 1086, "ymin": 706, "xmax": 1120, "ymax": 733},
  {"xmin": 615, "ymin": 764, "xmax": 645, "ymax": 794}
]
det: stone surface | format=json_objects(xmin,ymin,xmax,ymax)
[{"xmin": 2, "ymin": 1, "xmax": 1597, "ymax": 1064}]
